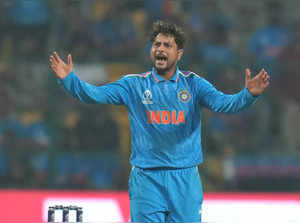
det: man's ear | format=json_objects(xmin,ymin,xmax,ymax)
[{"xmin": 177, "ymin": 49, "xmax": 184, "ymax": 61}]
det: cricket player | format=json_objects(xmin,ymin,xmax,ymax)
[{"xmin": 50, "ymin": 21, "xmax": 270, "ymax": 223}]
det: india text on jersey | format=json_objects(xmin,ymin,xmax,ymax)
[{"xmin": 147, "ymin": 110, "xmax": 185, "ymax": 125}]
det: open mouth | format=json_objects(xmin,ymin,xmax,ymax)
[{"xmin": 156, "ymin": 55, "xmax": 168, "ymax": 62}]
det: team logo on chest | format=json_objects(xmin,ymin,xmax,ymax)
[
  {"xmin": 142, "ymin": 89, "xmax": 154, "ymax": 104},
  {"xmin": 178, "ymin": 89, "xmax": 191, "ymax": 103}
]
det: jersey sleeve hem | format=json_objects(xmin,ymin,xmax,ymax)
[{"xmin": 57, "ymin": 70, "xmax": 75, "ymax": 84}]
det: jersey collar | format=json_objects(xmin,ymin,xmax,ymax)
[{"xmin": 151, "ymin": 67, "xmax": 180, "ymax": 83}]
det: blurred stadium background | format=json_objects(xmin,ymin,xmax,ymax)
[{"xmin": 0, "ymin": 0, "xmax": 300, "ymax": 222}]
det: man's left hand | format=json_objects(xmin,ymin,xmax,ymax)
[{"xmin": 245, "ymin": 68, "xmax": 270, "ymax": 96}]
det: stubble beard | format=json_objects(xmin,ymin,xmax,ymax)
[{"xmin": 153, "ymin": 60, "xmax": 177, "ymax": 76}]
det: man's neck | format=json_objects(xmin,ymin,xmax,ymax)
[{"xmin": 156, "ymin": 67, "xmax": 177, "ymax": 80}]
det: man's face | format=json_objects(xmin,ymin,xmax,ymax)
[{"xmin": 150, "ymin": 33, "xmax": 183, "ymax": 74}]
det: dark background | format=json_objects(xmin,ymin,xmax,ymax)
[{"xmin": 0, "ymin": 0, "xmax": 300, "ymax": 192}]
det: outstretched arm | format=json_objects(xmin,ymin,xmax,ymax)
[
  {"xmin": 49, "ymin": 52, "xmax": 73, "ymax": 79},
  {"xmin": 198, "ymin": 68, "xmax": 270, "ymax": 113},
  {"xmin": 49, "ymin": 51, "xmax": 128, "ymax": 105}
]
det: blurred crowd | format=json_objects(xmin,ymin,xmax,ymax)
[{"xmin": 0, "ymin": 0, "xmax": 300, "ymax": 191}]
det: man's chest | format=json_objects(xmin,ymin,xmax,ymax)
[{"xmin": 131, "ymin": 81, "xmax": 196, "ymax": 125}]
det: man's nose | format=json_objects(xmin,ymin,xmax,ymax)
[
  {"xmin": 157, "ymin": 44, "xmax": 165, "ymax": 51},
  {"xmin": 156, "ymin": 48, "xmax": 165, "ymax": 55}
]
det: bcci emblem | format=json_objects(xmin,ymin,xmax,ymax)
[
  {"xmin": 178, "ymin": 89, "xmax": 191, "ymax": 103},
  {"xmin": 142, "ymin": 89, "xmax": 154, "ymax": 104}
]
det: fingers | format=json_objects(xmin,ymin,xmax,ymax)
[
  {"xmin": 49, "ymin": 55, "xmax": 57, "ymax": 65},
  {"xmin": 245, "ymin": 68, "xmax": 251, "ymax": 81},
  {"xmin": 259, "ymin": 69, "xmax": 270, "ymax": 90},
  {"xmin": 256, "ymin": 68, "xmax": 270, "ymax": 82},
  {"xmin": 49, "ymin": 51, "xmax": 61, "ymax": 66},
  {"xmin": 49, "ymin": 52, "xmax": 63, "ymax": 76},
  {"xmin": 263, "ymin": 74, "xmax": 270, "ymax": 83},
  {"xmin": 53, "ymin": 51, "xmax": 63, "ymax": 63},
  {"xmin": 260, "ymin": 68, "xmax": 270, "ymax": 83},
  {"xmin": 68, "ymin": 54, "xmax": 73, "ymax": 66},
  {"xmin": 49, "ymin": 55, "xmax": 58, "ymax": 73},
  {"xmin": 259, "ymin": 68, "xmax": 268, "ymax": 77}
]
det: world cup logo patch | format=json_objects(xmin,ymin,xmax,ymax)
[
  {"xmin": 178, "ymin": 89, "xmax": 191, "ymax": 103},
  {"xmin": 142, "ymin": 89, "xmax": 154, "ymax": 104}
]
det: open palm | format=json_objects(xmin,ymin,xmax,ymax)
[
  {"xmin": 49, "ymin": 52, "xmax": 73, "ymax": 79},
  {"xmin": 245, "ymin": 68, "xmax": 270, "ymax": 96}
]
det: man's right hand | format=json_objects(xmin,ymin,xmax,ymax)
[{"xmin": 49, "ymin": 52, "xmax": 73, "ymax": 79}]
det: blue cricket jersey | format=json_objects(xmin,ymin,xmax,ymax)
[{"xmin": 58, "ymin": 67, "xmax": 257, "ymax": 168}]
